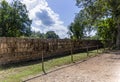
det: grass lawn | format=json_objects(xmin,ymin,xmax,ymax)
[{"xmin": 0, "ymin": 49, "xmax": 103, "ymax": 82}]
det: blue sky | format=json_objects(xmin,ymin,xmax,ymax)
[
  {"xmin": 46, "ymin": 0, "xmax": 79, "ymax": 26},
  {"xmin": 6, "ymin": 0, "xmax": 80, "ymax": 38}
]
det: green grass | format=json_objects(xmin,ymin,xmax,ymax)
[{"xmin": 0, "ymin": 49, "xmax": 103, "ymax": 82}]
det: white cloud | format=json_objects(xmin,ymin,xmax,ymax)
[{"xmin": 21, "ymin": 0, "xmax": 68, "ymax": 38}]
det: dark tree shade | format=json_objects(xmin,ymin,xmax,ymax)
[
  {"xmin": 0, "ymin": 0, "xmax": 32, "ymax": 37},
  {"xmin": 45, "ymin": 31, "xmax": 59, "ymax": 39},
  {"xmin": 75, "ymin": 0, "xmax": 120, "ymax": 48}
]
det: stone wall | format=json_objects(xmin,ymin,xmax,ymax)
[{"xmin": 0, "ymin": 37, "xmax": 103, "ymax": 65}]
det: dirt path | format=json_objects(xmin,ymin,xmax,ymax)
[{"xmin": 24, "ymin": 51, "xmax": 120, "ymax": 82}]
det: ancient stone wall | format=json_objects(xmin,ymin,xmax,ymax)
[{"xmin": 0, "ymin": 37, "xmax": 103, "ymax": 65}]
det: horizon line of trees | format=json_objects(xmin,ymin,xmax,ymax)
[{"xmin": 31, "ymin": 31, "xmax": 59, "ymax": 39}]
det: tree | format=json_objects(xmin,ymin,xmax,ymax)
[
  {"xmin": 68, "ymin": 10, "xmax": 94, "ymax": 39},
  {"xmin": 0, "ymin": 0, "xmax": 11, "ymax": 36},
  {"xmin": 45, "ymin": 31, "xmax": 59, "ymax": 39},
  {"xmin": 30, "ymin": 31, "xmax": 59, "ymax": 39},
  {"xmin": 31, "ymin": 31, "xmax": 45, "ymax": 38},
  {"xmin": 97, "ymin": 18, "xmax": 117, "ymax": 43},
  {"xmin": 0, "ymin": 0, "xmax": 32, "ymax": 37},
  {"xmin": 76, "ymin": 0, "xmax": 120, "ymax": 49}
]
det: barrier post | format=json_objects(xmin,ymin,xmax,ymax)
[
  {"xmin": 103, "ymin": 45, "xmax": 105, "ymax": 52},
  {"xmin": 42, "ymin": 43, "xmax": 46, "ymax": 74},
  {"xmin": 71, "ymin": 41, "xmax": 74, "ymax": 62},
  {"xmin": 87, "ymin": 46, "xmax": 89, "ymax": 56},
  {"xmin": 97, "ymin": 45, "xmax": 98, "ymax": 53}
]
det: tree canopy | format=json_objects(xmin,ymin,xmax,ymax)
[
  {"xmin": 45, "ymin": 31, "xmax": 59, "ymax": 39},
  {"xmin": 0, "ymin": 0, "xmax": 32, "ymax": 37},
  {"xmin": 31, "ymin": 31, "xmax": 59, "ymax": 39},
  {"xmin": 72, "ymin": 0, "xmax": 120, "ymax": 48},
  {"xmin": 68, "ymin": 9, "xmax": 95, "ymax": 40}
]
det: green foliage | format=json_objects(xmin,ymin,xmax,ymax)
[
  {"xmin": 0, "ymin": 0, "xmax": 32, "ymax": 37},
  {"xmin": 45, "ymin": 31, "xmax": 59, "ymax": 39},
  {"xmin": 0, "ymin": 49, "xmax": 102, "ymax": 82},
  {"xmin": 69, "ymin": 10, "xmax": 94, "ymax": 39},
  {"xmin": 31, "ymin": 31, "xmax": 45, "ymax": 38},
  {"xmin": 97, "ymin": 18, "xmax": 116, "ymax": 40},
  {"xmin": 97, "ymin": 18, "xmax": 117, "ymax": 46},
  {"xmin": 89, "ymin": 34, "xmax": 99, "ymax": 40},
  {"xmin": 31, "ymin": 31, "xmax": 59, "ymax": 39},
  {"xmin": 76, "ymin": 0, "xmax": 120, "ymax": 48}
]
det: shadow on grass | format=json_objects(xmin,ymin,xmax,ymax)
[
  {"xmin": 0, "ymin": 48, "xmax": 97, "ymax": 70},
  {"xmin": 0, "ymin": 52, "xmax": 81, "ymax": 70},
  {"xmin": 23, "ymin": 59, "xmax": 88, "ymax": 82},
  {"xmin": 0, "ymin": 48, "xmax": 103, "ymax": 71},
  {"xmin": 0, "ymin": 59, "xmax": 42, "ymax": 70},
  {"xmin": 23, "ymin": 53, "xmax": 102, "ymax": 82}
]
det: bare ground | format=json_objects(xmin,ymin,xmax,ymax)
[{"xmin": 24, "ymin": 51, "xmax": 120, "ymax": 82}]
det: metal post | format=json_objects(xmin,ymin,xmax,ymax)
[
  {"xmin": 97, "ymin": 45, "xmax": 98, "ymax": 53},
  {"xmin": 71, "ymin": 41, "xmax": 74, "ymax": 62},
  {"xmin": 103, "ymin": 45, "xmax": 105, "ymax": 52},
  {"xmin": 42, "ymin": 44, "xmax": 46, "ymax": 74},
  {"xmin": 87, "ymin": 46, "xmax": 89, "ymax": 56},
  {"xmin": 42, "ymin": 48, "xmax": 46, "ymax": 74}
]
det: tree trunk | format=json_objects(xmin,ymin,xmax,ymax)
[{"xmin": 116, "ymin": 24, "xmax": 120, "ymax": 49}]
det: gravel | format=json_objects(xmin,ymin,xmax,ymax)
[{"xmin": 24, "ymin": 51, "xmax": 120, "ymax": 82}]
